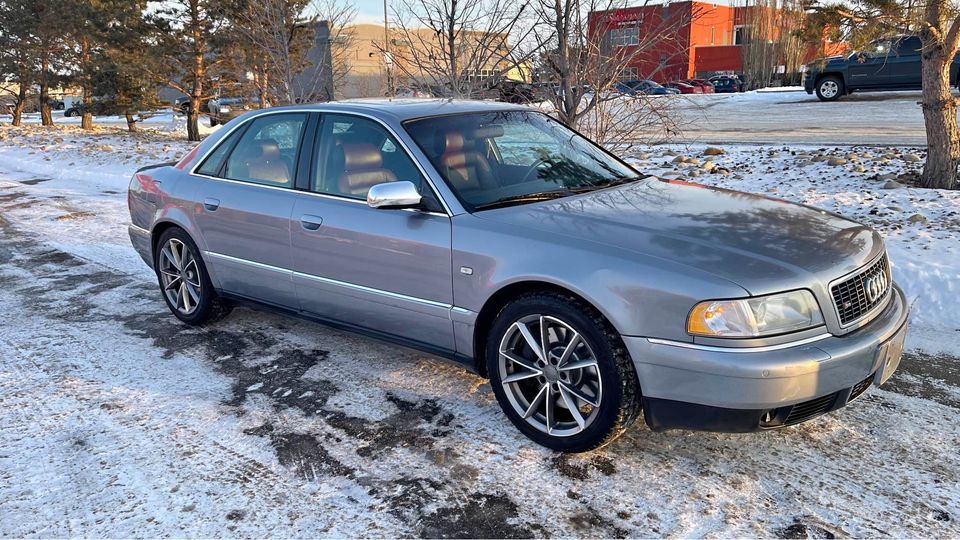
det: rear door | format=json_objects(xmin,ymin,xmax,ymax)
[
  {"xmin": 889, "ymin": 36, "xmax": 923, "ymax": 88},
  {"xmin": 289, "ymin": 113, "xmax": 456, "ymax": 351},
  {"xmin": 848, "ymin": 39, "xmax": 898, "ymax": 89},
  {"xmin": 191, "ymin": 112, "xmax": 312, "ymax": 308}
]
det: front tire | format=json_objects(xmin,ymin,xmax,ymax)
[
  {"xmin": 154, "ymin": 227, "xmax": 231, "ymax": 325},
  {"xmin": 815, "ymin": 76, "xmax": 844, "ymax": 101},
  {"xmin": 486, "ymin": 292, "xmax": 642, "ymax": 452}
]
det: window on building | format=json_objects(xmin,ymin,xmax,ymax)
[
  {"xmin": 733, "ymin": 25, "xmax": 752, "ymax": 45},
  {"xmin": 608, "ymin": 26, "xmax": 639, "ymax": 47},
  {"xmin": 618, "ymin": 67, "xmax": 639, "ymax": 81},
  {"xmin": 710, "ymin": 26, "xmax": 716, "ymax": 45}
]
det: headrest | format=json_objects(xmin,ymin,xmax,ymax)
[
  {"xmin": 258, "ymin": 140, "xmax": 281, "ymax": 160},
  {"xmin": 339, "ymin": 143, "xmax": 382, "ymax": 170},
  {"xmin": 437, "ymin": 131, "xmax": 465, "ymax": 155}
]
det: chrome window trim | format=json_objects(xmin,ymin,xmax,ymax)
[
  {"xmin": 828, "ymin": 251, "xmax": 892, "ymax": 329},
  {"xmin": 647, "ymin": 333, "xmax": 832, "ymax": 353},
  {"xmin": 203, "ymin": 250, "xmax": 468, "ymax": 313},
  {"xmin": 187, "ymin": 108, "xmax": 453, "ymax": 216}
]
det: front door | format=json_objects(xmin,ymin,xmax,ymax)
[
  {"xmin": 290, "ymin": 113, "xmax": 456, "ymax": 351},
  {"xmin": 191, "ymin": 112, "xmax": 310, "ymax": 308}
]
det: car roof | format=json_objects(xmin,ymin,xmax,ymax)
[{"xmin": 262, "ymin": 99, "xmax": 529, "ymax": 122}]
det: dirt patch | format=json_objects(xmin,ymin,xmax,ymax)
[{"xmin": 417, "ymin": 492, "xmax": 534, "ymax": 539}]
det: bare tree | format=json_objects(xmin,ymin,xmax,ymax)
[
  {"xmin": 740, "ymin": 0, "xmax": 808, "ymax": 89},
  {"xmin": 533, "ymin": 0, "xmax": 698, "ymax": 134},
  {"xmin": 226, "ymin": 0, "xmax": 355, "ymax": 105},
  {"xmin": 316, "ymin": 0, "xmax": 357, "ymax": 99},
  {"xmin": 384, "ymin": 0, "xmax": 536, "ymax": 97},
  {"xmin": 809, "ymin": 0, "xmax": 960, "ymax": 189}
]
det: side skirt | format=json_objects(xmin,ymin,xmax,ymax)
[{"xmin": 218, "ymin": 291, "xmax": 480, "ymax": 375}]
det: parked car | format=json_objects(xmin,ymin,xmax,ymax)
[
  {"xmin": 206, "ymin": 96, "xmax": 256, "ymax": 126},
  {"xmin": 495, "ymin": 80, "xmax": 536, "ymax": 103},
  {"xmin": 615, "ymin": 80, "xmax": 680, "ymax": 96},
  {"xmin": 665, "ymin": 80, "xmax": 702, "ymax": 94},
  {"xmin": 804, "ymin": 35, "xmax": 960, "ymax": 101},
  {"xmin": 128, "ymin": 100, "xmax": 907, "ymax": 452},
  {"xmin": 394, "ymin": 86, "xmax": 434, "ymax": 98},
  {"xmin": 683, "ymin": 79, "xmax": 715, "ymax": 93},
  {"xmin": 709, "ymin": 75, "xmax": 742, "ymax": 93}
]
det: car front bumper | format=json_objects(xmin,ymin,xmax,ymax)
[{"xmin": 623, "ymin": 283, "xmax": 908, "ymax": 432}]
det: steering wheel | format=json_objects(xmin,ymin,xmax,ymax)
[{"xmin": 519, "ymin": 159, "xmax": 550, "ymax": 184}]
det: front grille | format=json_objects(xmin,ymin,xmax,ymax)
[
  {"xmin": 831, "ymin": 255, "xmax": 890, "ymax": 326},
  {"xmin": 848, "ymin": 374, "xmax": 874, "ymax": 402},
  {"xmin": 784, "ymin": 393, "xmax": 837, "ymax": 425}
]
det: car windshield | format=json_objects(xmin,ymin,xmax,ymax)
[{"xmin": 404, "ymin": 111, "xmax": 642, "ymax": 211}]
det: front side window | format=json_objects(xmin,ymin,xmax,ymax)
[
  {"xmin": 312, "ymin": 114, "xmax": 424, "ymax": 199},
  {"xmin": 404, "ymin": 111, "xmax": 640, "ymax": 211},
  {"xmin": 222, "ymin": 113, "xmax": 307, "ymax": 187}
]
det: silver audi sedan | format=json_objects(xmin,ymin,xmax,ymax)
[{"xmin": 128, "ymin": 100, "xmax": 908, "ymax": 452}]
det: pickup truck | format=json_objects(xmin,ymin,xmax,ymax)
[{"xmin": 804, "ymin": 35, "xmax": 960, "ymax": 101}]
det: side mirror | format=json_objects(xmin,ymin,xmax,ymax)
[{"xmin": 367, "ymin": 181, "xmax": 423, "ymax": 210}]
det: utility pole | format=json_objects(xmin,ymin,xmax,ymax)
[{"xmin": 383, "ymin": 0, "xmax": 394, "ymax": 96}]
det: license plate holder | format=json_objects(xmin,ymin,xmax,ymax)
[{"xmin": 876, "ymin": 323, "xmax": 907, "ymax": 385}]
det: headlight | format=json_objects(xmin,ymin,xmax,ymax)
[{"xmin": 687, "ymin": 290, "xmax": 824, "ymax": 338}]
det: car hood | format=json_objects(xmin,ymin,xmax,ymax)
[{"xmin": 475, "ymin": 178, "xmax": 883, "ymax": 295}]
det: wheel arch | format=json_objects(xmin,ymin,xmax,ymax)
[{"xmin": 471, "ymin": 279, "xmax": 623, "ymax": 378}]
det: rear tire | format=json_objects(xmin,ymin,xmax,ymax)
[
  {"xmin": 154, "ymin": 227, "xmax": 231, "ymax": 326},
  {"xmin": 815, "ymin": 76, "xmax": 844, "ymax": 101},
  {"xmin": 486, "ymin": 291, "xmax": 642, "ymax": 452}
]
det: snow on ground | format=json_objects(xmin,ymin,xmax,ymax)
[{"xmin": 0, "ymin": 120, "xmax": 959, "ymax": 537}]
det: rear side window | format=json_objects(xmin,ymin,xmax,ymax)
[
  {"xmin": 196, "ymin": 128, "xmax": 244, "ymax": 176},
  {"xmin": 222, "ymin": 113, "xmax": 307, "ymax": 187}
]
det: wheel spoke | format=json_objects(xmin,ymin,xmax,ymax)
[
  {"xmin": 559, "ymin": 358, "xmax": 598, "ymax": 372},
  {"xmin": 164, "ymin": 275, "xmax": 182, "ymax": 291},
  {"xmin": 522, "ymin": 384, "xmax": 548, "ymax": 419},
  {"xmin": 560, "ymin": 380, "xmax": 600, "ymax": 407},
  {"xmin": 180, "ymin": 282, "xmax": 191, "ymax": 312},
  {"xmin": 558, "ymin": 384, "xmax": 586, "ymax": 429},
  {"xmin": 161, "ymin": 246, "xmax": 181, "ymax": 271},
  {"xmin": 539, "ymin": 316, "xmax": 549, "ymax": 362},
  {"xmin": 515, "ymin": 321, "xmax": 545, "ymax": 361},
  {"xmin": 556, "ymin": 332, "xmax": 580, "ymax": 368},
  {"xmin": 169, "ymin": 240, "xmax": 183, "ymax": 268},
  {"xmin": 545, "ymin": 384, "xmax": 555, "ymax": 434},
  {"xmin": 185, "ymin": 281, "xmax": 201, "ymax": 304},
  {"xmin": 503, "ymin": 370, "xmax": 541, "ymax": 384},
  {"xmin": 500, "ymin": 350, "xmax": 542, "ymax": 375}
]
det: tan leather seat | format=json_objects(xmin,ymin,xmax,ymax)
[
  {"xmin": 336, "ymin": 143, "xmax": 397, "ymax": 196},
  {"xmin": 237, "ymin": 139, "xmax": 291, "ymax": 186},
  {"xmin": 437, "ymin": 131, "xmax": 495, "ymax": 190}
]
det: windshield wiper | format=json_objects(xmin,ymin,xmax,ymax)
[
  {"xmin": 473, "ymin": 189, "xmax": 573, "ymax": 211},
  {"xmin": 566, "ymin": 176, "xmax": 647, "ymax": 193}
]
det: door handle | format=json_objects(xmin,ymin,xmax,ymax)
[
  {"xmin": 203, "ymin": 198, "xmax": 220, "ymax": 211},
  {"xmin": 300, "ymin": 214, "xmax": 323, "ymax": 231}
]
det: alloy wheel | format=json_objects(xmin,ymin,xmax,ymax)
[
  {"xmin": 158, "ymin": 238, "xmax": 202, "ymax": 315},
  {"xmin": 820, "ymin": 80, "xmax": 839, "ymax": 99},
  {"xmin": 498, "ymin": 314, "xmax": 603, "ymax": 437}
]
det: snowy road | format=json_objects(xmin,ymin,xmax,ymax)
[
  {"xmin": 1, "ymin": 126, "xmax": 959, "ymax": 537},
  {"xmin": 675, "ymin": 89, "xmax": 946, "ymax": 146}
]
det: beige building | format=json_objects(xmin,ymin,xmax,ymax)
[{"xmin": 337, "ymin": 23, "xmax": 530, "ymax": 99}]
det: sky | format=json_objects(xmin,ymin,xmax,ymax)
[{"xmin": 351, "ymin": 0, "xmax": 390, "ymax": 24}]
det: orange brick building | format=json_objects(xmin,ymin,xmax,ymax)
[{"xmin": 588, "ymin": 1, "xmax": 842, "ymax": 83}]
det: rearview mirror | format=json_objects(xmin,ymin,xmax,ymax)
[{"xmin": 367, "ymin": 181, "xmax": 423, "ymax": 210}]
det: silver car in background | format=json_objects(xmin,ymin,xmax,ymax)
[{"xmin": 128, "ymin": 100, "xmax": 908, "ymax": 452}]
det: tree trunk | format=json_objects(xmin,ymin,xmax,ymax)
[
  {"xmin": 39, "ymin": 82, "xmax": 53, "ymax": 126},
  {"xmin": 919, "ymin": 40, "xmax": 960, "ymax": 190},
  {"xmin": 126, "ymin": 113, "xmax": 138, "ymax": 132},
  {"xmin": 11, "ymin": 86, "xmax": 26, "ymax": 127},
  {"xmin": 187, "ymin": 101, "xmax": 201, "ymax": 141},
  {"xmin": 81, "ymin": 36, "xmax": 94, "ymax": 130}
]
